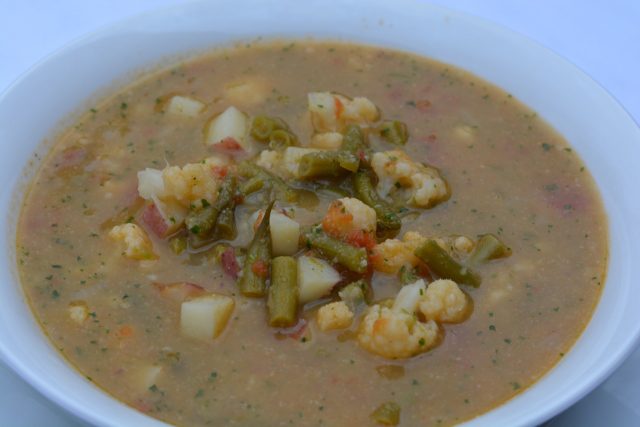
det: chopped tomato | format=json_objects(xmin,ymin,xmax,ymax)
[
  {"xmin": 334, "ymin": 96, "xmax": 344, "ymax": 119},
  {"xmin": 345, "ymin": 230, "xmax": 377, "ymax": 250},
  {"xmin": 251, "ymin": 260, "xmax": 269, "ymax": 278},
  {"xmin": 116, "ymin": 325, "xmax": 134, "ymax": 338},
  {"xmin": 415, "ymin": 99, "xmax": 431, "ymax": 112},
  {"xmin": 142, "ymin": 203, "xmax": 169, "ymax": 237},
  {"xmin": 211, "ymin": 165, "xmax": 228, "ymax": 178},
  {"xmin": 212, "ymin": 137, "xmax": 244, "ymax": 156}
]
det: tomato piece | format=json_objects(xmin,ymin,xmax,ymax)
[{"xmin": 142, "ymin": 203, "xmax": 170, "ymax": 237}]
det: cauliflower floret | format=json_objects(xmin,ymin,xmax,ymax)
[
  {"xmin": 310, "ymin": 132, "xmax": 344, "ymax": 149},
  {"xmin": 357, "ymin": 305, "xmax": 439, "ymax": 359},
  {"xmin": 322, "ymin": 197, "xmax": 377, "ymax": 246},
  {"xmin": 109, "ymin": 223, "xmax": 157, "ymax": 260},
  {"xmin": 316, "ymin": 301, "xmax": 354, "ymax": 331},
  {"xmin": 371, "ymin": 238, "xmax": 417, "ymax": 274},
  {"xmin": 419, "ymin": 279, "xmax": 471, "ymax": 323},
  {"xmin": 371, "ymin": 150, "xmax": 449, "ymax": 208},
  {"xmin": 371, "ymin": 232, "xmax": 426, "ymax": 274},
  {"xmin": 307, "ymin": 92, "xmax": 379, "ymax": 132},
  {"xmin": 138, "ymin": 156, "xmax": 230, "ymax": 207}
]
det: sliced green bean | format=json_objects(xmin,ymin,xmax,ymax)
[
  {"xmin": 238, "ymin": 202, "xmax": 274, "ymax": 297},
  {"xmin": 269, "ymin": 129, "xmax": 298, "ymax": 150},
  {"xmin": 214, "ymin": 204, "xmax": 237, "ymax": 240},
  {"xmin": 250, "ymin": 116, "xmax": 287, "ymax": 141},
  {"xmin": 414, "ymin": 239, "xmax": 481, "ymax": 287},
  {"xmin": 378, "ymin": 120, "xmax": 408, "ymax": 145},
  {"xmin": 467, "ymin": 234, "xmax": 512, "ymax": 266},
  {"xmin": 303, "ymin": 228, "xmax": 368, "ymax": 273},
  {"xmin": 371, "ymin": 402, "xmax": 400, "ymax": 426},
  {"xmin": 186, "ymin": 175, "xmax": 236, "ymax": 241},
  {"xmin": 342, "ymin": 124, "xmax": 369, "ymax": 162},
  {"xmin": 239, "ymin": 175, "xmax": 265, "ymax": 196},
  {"xmin": 267, "ymin": 256, "xmax": 299, "ymax": 327},
  {"xmin": 298, "ymin": 151, "xmax": 345, "ymax": 180},
  {"xmin": 238, "ymin": 161, "xmax": 297, "ymax": 202},
  {"xmin": 353, "ymin": 170, "xmax": 401, "ymax": 233}
]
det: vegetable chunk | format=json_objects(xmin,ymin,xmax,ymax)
[
  {"xmin": 357, "ymin": 305, "xmax": 439, "ymax": 359},
  {"xmin": 180, "ymin": 294, "xmax": 235, "ymax": 340},
  {"xmin": 165, "ymin": 95, "xmax": 205, "ymax": 117},
  {"xmin": 109, "ymin": 223, "xmax": 156, "ymax": 260},
  {"xmin": 205, "ymin": 106, "xmax": 248, "ymax": 151},
  {"xmin": 316, "ymin": 301, "xmax": 354, "ymax": 331},
  {"xmin": 371, "ymin": 150, "xmax": 449, "ymax": 208},
  {"xmin": 297, "ymin": 255, "xmax": 341, "ymax": 304},
  {"xmin": 419, "ymin": 279, "xmax": 471, "ymax": 323}
]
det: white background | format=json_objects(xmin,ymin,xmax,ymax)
[{"xmin": 1, "ymin": 1, "xmax": 639, "ymax": 426}]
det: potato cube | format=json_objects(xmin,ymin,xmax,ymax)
[
  {"xmin": 180, "ymin": 294, "xmax": 235, "ymax": 340},
  {"xmin": 297, "ymin": 256, "xmax": 341, "ymax": 304},
  {"xmin": 166, "ymin": 95, "xmax": 205, "ymax": 117},
  {"xmin": 270, "ymin": 211, "xmax": 300, "ymax": 256}
]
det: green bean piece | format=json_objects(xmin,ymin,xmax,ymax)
[
  {"xmin": 185, "ymin": 175, "xmax": 236, "ymax": 238},
  {"xmin": 398, "ymin": 265, "xmax": 418, "ymax": 286},
  {"xmin": 267, "ymin": 256, "xmax": 299, "ymax": 327},
  {"xmin": 337, "ymin": 150, "xmax": 360, "ymax": 172},
  {"xmin": 298, "ymin": 151, "xmax": 345, "ymax": 180},
  {"xmin": 303, "ymin": 228, "xmax": 368, "ymax": 273},
  {"xmin": 251, "ymin": 116, "xmax": 287, "ymax": 141},
  {"xmin": 467, "ymin": 234, "xmax": 512, "ymax": 266},
  {"xmin": 239, "ymin": 175, "xmax": 265, "ymax": 196},
  {"xmin": 378, "ymin": 120, "xmax": 408, "ymax": 145},
  {"xmin": 238, "ymin": 202, "xmax": 274, "ymax": 297},
  {"xmin": 168, "ymin": 235, "xmax": 187, "ymax": 255},
  {"xmin": 238, "ymin": 161, "xmax": 297, "ymax": 202},
  {"xmin": 269, "ymin": 129, "xmax": 298, "ymax": 150},
  {"xmin": 214, "ymin": 204, "xmax": 237, "ymax": 240},
  {"xmin": 414, "ymin": 239, "xmax": 481, "ymax": 287},
  {"xmin": 352, "ymin": 170, "xmax": 401, "ymax": 233},
  {"xmin": 371, "ymin": 402, "xmax": 400, "ymax": 426},
  {"xmin": 342, "ymin": 124, "xmax": 367, "ymax": 152}
]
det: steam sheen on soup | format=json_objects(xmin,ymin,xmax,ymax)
[{"xmin": 17, "ymin": 41, "xmax": 607, "ymax": 426}]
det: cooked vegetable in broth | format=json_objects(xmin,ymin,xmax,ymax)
[{"xmin": 17, "ymin": 41, "xmax": 607, "ymax": 426}]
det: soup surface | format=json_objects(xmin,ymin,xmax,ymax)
[{"xmin": 17, "ymin": 41, "xmax": 607, "ymax": 426}]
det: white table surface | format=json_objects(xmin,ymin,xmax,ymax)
[{"xmin": 1, "ymin": 1, "xmax": 639, "ymax": 426}]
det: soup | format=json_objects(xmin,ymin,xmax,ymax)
[{"xmin": 16, "ymin": 41, "xmax": 607, "ymax": 426}]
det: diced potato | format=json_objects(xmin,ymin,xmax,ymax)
[
  {"xmin": 224, "ymin": 77, "xmax": 270, "ymax": 107},
  {"xmin": 166, "ymin": 95, "xmax": 205, "ymax": 117},
  {"xmin": 316, "ymin": 301, "xmax": 354, "ymax": 331},
  {"xmin": 137, "ymin": 168, "xmax": 164, "ymax": 199},
  {"xmin": 205, "ymin": 106, "xmax": 248, "ymax": 150},
  {"xmin": 180, "ymin": 294, "xmax": 235, "ymax": 340},
  {"xmin": 297, "ymin": 256, "xmax": 341, "ymax": 304},
  {"xmin": 270, "ymin": 211, "xmax": 300, "ymax": 256},
  {"xmin": 134, "ymin": 365, "xmax": 163, "ymax": 391},
  {"xmin": 392, "ymin": 279, "xmax": 426, "ymax": 314},
  {"xmin": 68, "ymin": 301, "xmax": 89, "ymax": 324}
]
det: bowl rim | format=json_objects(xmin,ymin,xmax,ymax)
[{"xmin": 1, "ymin": 1, "xmax": 640, "ymax": 426}]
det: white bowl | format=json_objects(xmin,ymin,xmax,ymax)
[{"xmin": 1, "ymin": 1, "xmax": 639, "ymax": 426}]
